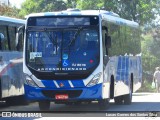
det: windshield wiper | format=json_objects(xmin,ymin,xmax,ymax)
[
  {"xmin": 66, "ymin": 27, "xmax": 83, "ymax": 49},
  {"xmin": 27, "ymin": 27, "xmax": 59, "ymax": 46},
  {"xmin": 44, "ymin": 30, "xmax": 58, "ymax": 46}
]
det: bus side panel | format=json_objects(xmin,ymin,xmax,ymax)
[
  {"xmin": 114, "ymin": 56, "xmax": 130, "ymax": 97},
  {"xmin": 130, "ymin": 56, "xmax": 142, "ymax": 92},
  {"xmin": 0, "ymin": 52, "xmax": 24, "ymax": 99},
  {"xmin": 103, "ymin": 57, "xmax": 115, "ymax": 99},
  {"xmin": 104, "ymin": 56, "xmax": 142, "ymax": 98}
]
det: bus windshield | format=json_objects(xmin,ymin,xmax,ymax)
[{"xmin": 26, "ymin": 16, "xmax": 100, "ymax": 79}]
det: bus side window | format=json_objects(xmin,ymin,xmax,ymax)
[
  {"xmin": 0, "ymin": 26, "xmax": 9, "ymax": 51},
  {"xmin": 0, "ymin": 33, "xmax": 5, "ymax": 50},
  {"xmin": 8, "ymin": 26, "xmax": 16, "ymax": 51},
  {"xmin": 16, "ymin": 26, "xmax": 24, "ymax": 51},
  {"xmin": 102, "ymin": 26, "xmax": 110, "ymax": 55}
]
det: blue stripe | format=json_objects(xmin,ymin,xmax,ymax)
[
  {"xmin": 121, "ymin": 57, "xmax": 125, "ymax": 81},
  {"xmin": 41, "ymin": 79, "xmax": 85, "ymax": 88},
  {"xmin": 126, "ymin": 57, "xmax": 129, "ymax": 81},
  {"xmin": 71, "ymin": 80, "xmax": 85, "ymax": 87},
  {"xmin": 116, "ymin": 56, "xmax": 121, "ymax": 80},
  {"xmin": 116, "ymin": 56, "xmax": 129, "ymax": 82},
  {"xmin": 41, "ymin": 80, "xmax": 57, "ymax": 88}
]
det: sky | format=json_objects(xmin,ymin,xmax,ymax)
[{"xmin": 9, "ymin": 0, "xmax": 25, "ymax": 8}]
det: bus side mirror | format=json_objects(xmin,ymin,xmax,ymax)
[
  {"xmin": 0, "ymin": 33, "xmax": 5, "ymax": 41},
  {"xmin": 16, "ymin": 25, "xmax": 25, "ymax": 51},
  {"xmin": 105, "ymin": 34, "xmax": 111, "ymax": 48}
]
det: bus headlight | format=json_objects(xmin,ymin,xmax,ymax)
[
  {"xmin": 25, "ymin": 75, "xmax": 38, "ymax": 87},
  {"xmin": 87, "ymin": 72, "xmax": 102, "ymax": 87}
]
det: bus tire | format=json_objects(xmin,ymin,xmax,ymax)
[
  {"xmin": 123, "ymin": 80, "xmax": 133, "ymax": 105},
  {"xmin": 123, "ymin": 93, "xmax": 132, "ymax": 105},
  {"xmin": 98, "ymin": 99, "xmax": 109, "ymax": 110},
  {"xmin": 39, "ymin": 101, "xmax": 50, "ymax": 111},
  {"xmin": 114, "ymin": 96, "xmax": 123, "ymax": 105},
  {"xmin": 110, "ymin": 75, "xmax": 114, "ymax": 99}
]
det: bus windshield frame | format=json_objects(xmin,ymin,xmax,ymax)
[{"xmin": 25, "ymin": 16, "xmax": 100, "ymax": 80}]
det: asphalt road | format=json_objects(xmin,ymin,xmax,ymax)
[{"xmin": 0, "ymin": 93, "xmax": 160, "ymax": 117}]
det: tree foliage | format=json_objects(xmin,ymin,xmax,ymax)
[
  {"xmin": 0, "ymin": 5, "xmax": 19, "ymax": 18},
  {"xmin": 19, "ymin": 0, "xmax": 67, "ymax": 18},
  {"xmin": 76, "ymin": 0, "xmax": 159, "ymax": 26},
  {"xmin": 18, "ymin": 0, "xmax": 160, "ymax": 26}
]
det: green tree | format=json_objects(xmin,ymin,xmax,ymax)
[
  {"xmin": 19, "ymin": 0, "xmax": 160, "ymax": 26},
  {"xmin": 66, "ymin": 0, "xmax": 77, "ymax": 8},
  {"xmin": 19, "ymin": 0, "xmax": 67, "ymax": 18},
  {"xmin": 76, "ymin": 0, "xmax": 160, "ymax": 26},
  {"xmin": 0, "ymin": 5, "xmax": 20, "ymax": 18}
]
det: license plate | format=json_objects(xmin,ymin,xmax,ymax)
[{"xmin": 55, "ymin": 94, "xmax": 68, "ymax": 100}]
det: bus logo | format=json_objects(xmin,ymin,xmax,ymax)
[{"xmin": 60, "ymin": 83, "xmax": 64, "ymax": 87}]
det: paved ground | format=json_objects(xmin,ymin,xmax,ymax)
[{"xmin": 0, "ymin": 93, "xmax": 160, "ymax": 118}]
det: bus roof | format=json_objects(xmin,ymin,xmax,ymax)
[
  {"xmin": 26, "ymin": 9, "xmax": 119, "ymax": 17},
  {"xmin": 0, "ymin": 16, "xmax": 25, "ymax": 26},
  {"xmin": 102, "ymin": 14, "xmax": 139, "ymax": 28},
  {"xmin": 26, "ymin": 9, "xmax": 139, "ymax": 28}
]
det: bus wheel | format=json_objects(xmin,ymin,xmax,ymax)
[
  {"xmin": 114, "ymin": 96, "xmax": 123, "ymax": 105},
  {"xmin": 123, "ymin": 82, "xmax": 133, "ymax": 105},
  {"xmin": 39, "ymin": 101, "xmax": 50, "ymax": 111},
  {"xmin": 98, "ymin": 99, "xmax": 109, "ymax": 110}
]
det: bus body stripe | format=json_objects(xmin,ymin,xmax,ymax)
[
  {"xmin": 53, "ymin": 80, "xmax": 60, "ymax": 88},
  {"xmin": 41, "ymin": 80, "xmax": 85, "ymax": 88},
  {"xmin": 0, "ymin": 63, "xmax": 15, "ymax": 77},
  {"xmin": 116, "ymin": 56, "xmax": 129, "ymax": 82},
  {"xmin": 71, "ymin": 80, "xmax": 85, "ymax": 87},
  {"xmin": 68, "ymin": 80, "xmax": 74, "ymax": 88}
]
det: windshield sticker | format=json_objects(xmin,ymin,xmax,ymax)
[
  {"xmin": 30, "ymin": 52, "xmax": 42, "ymax": 59},
  {"xmin": 63, "ymin": 54, "xmax": 68, "ymax": 60},
  {"xmin": 63, "ymin": 60, "xmax": 69, "ymax": 67},
  {"xmin": 72, "ymin": 63, "xmax": 86, "ymax": 67}
]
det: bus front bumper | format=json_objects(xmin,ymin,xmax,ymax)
[{"xmin": 24, "ymin": 83, "xmax": 103, "ymax": 101}]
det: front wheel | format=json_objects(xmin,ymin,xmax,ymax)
[
  {"xmin": 39, "ymin": 101, "xmax": 50, "ymax": 111},
  {"xmin": 98, "ymin": 99, "xmax": 110, "ymax": 110}
]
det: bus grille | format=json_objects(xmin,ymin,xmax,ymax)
[{"xmin": 41, "ymin": 90, "xmax": 83, "ymax": 99}]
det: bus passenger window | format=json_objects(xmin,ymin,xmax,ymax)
[
  {"xmin": 8, "ymin": 27, "xmax": 16, "ymax": 51},
  {"xmin": 0, "ymin": 26, "xmax": 9, "ymax": 51},
  {"xmin": 0, "ymin": 33, "xmax": 4, "ymax": 50}
]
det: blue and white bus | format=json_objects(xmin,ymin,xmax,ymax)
[
  {"xmin": 23, "ymin": 9, "xmax": 142, "ymax": 110},
  {"xmin": 0, "ymin": 16, "xmax": 25, "ymax": 105}
]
